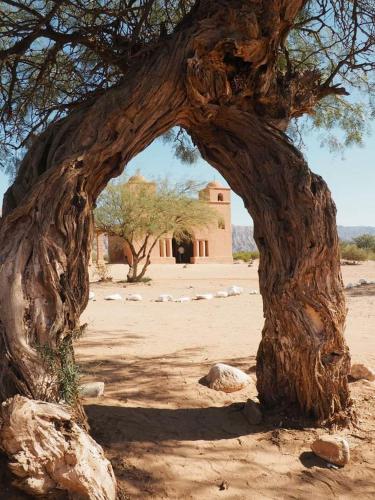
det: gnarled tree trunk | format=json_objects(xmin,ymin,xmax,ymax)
[
  {"xmin": 0, "ymin": 0, "xmax": 353, "ymax": 495},
  {"xmin": 189, "ymin": 108, "xmax": 351, "ymax": 424}
]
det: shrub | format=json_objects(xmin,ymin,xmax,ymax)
[
  {"xmin": 233, "ymin": 250, "xmax": 260, "ymax": 261},
  {"xmin": 353, "ymin": 234, "xmax": 375, "ymax": 251},
  {"xmin": 340, "ymin": 243, "xmax": 368, "ymax": 262},
  {"xmin": 94, "ymin": 263, "xmax": 113, "ymax": 282}
]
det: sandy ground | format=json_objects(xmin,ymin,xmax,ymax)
[
  {"xmin": 71, "ymin": 261, "xmax": 375, "ymax": 499},
  {"xmin": 1, "ymin": 262, "xmax": 374, "ymax": 499}
]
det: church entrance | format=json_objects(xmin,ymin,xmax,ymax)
[{"xmin": 172, "ymin": 233, "xmax": 194, "ymax": 263}]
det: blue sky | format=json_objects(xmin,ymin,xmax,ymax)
[{"xmin": 0, "ymin": 127, "xmax": 374, "ymax": 226}]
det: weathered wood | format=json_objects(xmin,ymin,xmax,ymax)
[
  {"xmin": 188, "ymin": 108, "xmax": 351, "ymax": 424},
  {"xmin": 0, "ymin": 395, "xmax": 116, "ymax": 498},
  {"xmin": 0, "ymin": 0, "xmax": 353, "ymax": 494}
]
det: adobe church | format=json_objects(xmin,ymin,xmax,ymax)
[{"xmin": 92, "ymin": 175, "xmax": 232, "ymax": 265}]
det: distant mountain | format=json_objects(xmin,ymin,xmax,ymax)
[
  {"xmin": 232, "ymin": 226, "xmax": 256, "ymax": 252},
  {"xmin": 337, "ymin": 226, "xmax": 375, "ymax": 242},
  {"xmin": 232, "ymin": 225, "xmax": 375, "ymax": 252}
]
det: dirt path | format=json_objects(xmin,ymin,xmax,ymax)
[{"xmin": 75, "ymin": 262, "xmax": 375, "ymax": 498}]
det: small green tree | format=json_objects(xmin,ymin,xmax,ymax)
[
  {"xmin": 353, "ymin": 234, "xmax": 375, "ymax": 251},
  {"xmin": 340, "ymin": 243, "xmax": 368, "ymax": 262},
  {"xmin": 94, "ymin": 179, "xmax": 219, "ymax": 282}
]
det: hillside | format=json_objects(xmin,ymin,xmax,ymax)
[{"xmin": 232, "ymin": 225, "xmax": 375, "ymax": 252}]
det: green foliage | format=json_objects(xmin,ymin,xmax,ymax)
[
  {"xmin": 340, "ymin": 243, "xmax": 368, "ymax": 262},
  {"xmin": 233, "ymin": 250, "xmax": 259, "ymax": 262},
  {"xmin": 353, "ymin": 234, "xmax": 375, "ymax": 251},
  {"xmin": 36, "ymin": 326, "xmax": 86, "ymax": 404},
  {"xmin": 162, "ymin": 128, "xmax": 199, "ymax": 165},
  {"xmin": 1, "ymin": 1, "xmax": 374, "ymax": 172}
]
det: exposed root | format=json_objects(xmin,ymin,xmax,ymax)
[{"xmin": 0, "ymin": 395, "xmax": 116, "ymax": 499}]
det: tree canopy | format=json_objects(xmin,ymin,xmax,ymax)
[
  {"xmin": 353, "ymin": 233, "xmax": 375, "ymax": 250},
  {"xmin": 1, "ymin": 0, "xmax": 374, "ymax": 172}
]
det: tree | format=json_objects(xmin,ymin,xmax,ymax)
[
  {"xmin": 94, "ymin": 178, "xmax": 219, "ymax": 282},
  {"xmin": 353, "ymin": 234, "xmax": 375, "ymax": 251},
  {"xmin": 0, "ymin": 0, "xmax": 374, "ymax": 495}
]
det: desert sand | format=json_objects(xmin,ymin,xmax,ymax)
[
  {"xmin": 72, "ymin": 261, "xmax": 375, "ymax": 499},
  {"xmin": 2, "ymin": 262, "xmax": 373, "ymax": 499}
]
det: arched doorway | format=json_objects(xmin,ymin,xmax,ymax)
[{"xmin": 172, "ymin": 232, "xmax": 194, "ymax": 263}]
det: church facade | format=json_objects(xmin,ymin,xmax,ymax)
[{"xmin": 93, "ymin": 176, "xmax": 233, "ymax": 265}]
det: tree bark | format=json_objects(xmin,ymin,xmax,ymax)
[
  {"xmin": 0, "ymin": 2, "xmax": 352, "ymax": 495},
  {"xmin": 188, "ymin": 108, "xmax": 351, "ymax": 424},
  {"xmin": 0, "ymin": 32, "xmax": 187, "ymax": 407}
]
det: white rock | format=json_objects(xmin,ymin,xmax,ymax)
[
  {"xmin": 206, "ymin": 363, "xmax": 251, "ymax": 393},
  {"xmin": 215, "ymin": 291, "xmax": 229, "ymax": 298},
  {"xmin": 127, "ymin": 294, "xmax": 143, "ymax": 301},
  {"xmin": 196, "ymin": 293, "xmax": 214, "ymax": 300},
  {"xmin": 345, "ymin": 283, "xmax": 354, "ymax": 289},
  {"xmin": 174, "ymin": 296, "xmax": 191, "ymax": 303},
  {"xmin": 79, "ymin": 382, "xmax": 105, "ymax": 398},
  {"xmin": 311, "ymin": 435, "xmax": 350, "ymax": 466},
  {"xmin": 155, "ymin": 294, "xmax": 173, "ymax": 302},
  {"xmin": 350, "ymin": 363, "xmax": 375, "ymax": 381},
  {"xmin": 359, "ymin": 278, "xmax": 368, "ymax": 285},
  {"xmin": 88, "ymin": 291, "xmax": 95, "ymax": 300},
  {"xmin": 104, "ymin": 294, "xmax": 122, "ymax": 301},
  {"xmin": 227, "ymin": 286, "xmax": 243, "ymax": 296},
  {"xmin": 249, "ymin": 289, "xmax": 258, "ymax": 295}
]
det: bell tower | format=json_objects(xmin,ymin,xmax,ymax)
[{"xmin": 193, "ymin": 181, "xmax": 232, "ymax": 263}]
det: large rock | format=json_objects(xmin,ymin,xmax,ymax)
[
  {"xmin": 0, "ymin": 395, "xmax": 116, "ymax": 499},
  {"xmin": 206, "ymin": 363, "xmax": 251, "ymax": 393},
  {"xmin": 227, "ymin": 286, "xmax": 243, "ymax": 296},
  {"xmin": 79, "ymin": 382, "xmax": 105, "ymax": 398},
  {"xmin": 350, "ymin": 363, "xmax": 375, "ymax": 381},
  {"xmin": 311, "ymin": 435, "xmax": 350, "ymax": 466}
]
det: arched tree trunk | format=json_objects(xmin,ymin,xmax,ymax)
[
  {"xmin": 0, "ymin": 36, "xmax": 187, "ymax": 409},
  {"xmin": 188, "ymin": 108, "xmax": 351, "ymax": 424},
  {"xmin": 0, "ymin": 0, "xmax": 353, "ymax": 494},
  {"xmin": 0, "ymin": 38, "xmax": 188, "ymax": 496}
]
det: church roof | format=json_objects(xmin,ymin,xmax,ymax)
[
  {"xmin": 128, "ymin": 174, "xmax": 147, "ymax": 183},
  {"xmin": 206, "ymin": 181, "xmax": 223, "ymax": 188}
]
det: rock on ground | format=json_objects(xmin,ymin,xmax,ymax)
[
  {"xmin": 174, "ymin": 296, "xmax": 191, "ymax": 303},
  {"xmin": 79, "ymin": 382, "xmax": 105, "ymax": 397},
  {"xmin": 311, "ymin": 435, "xmax": 350, "ymax": 466},
  {"xmin": 155, "ymin": 294, "xmax": 173, "ymax": 302},
  {"xmin": 127, "ymin": 294, "xmax": 143, "ymax": 301},
  {"xmin": 350, "ymin": 363, "xmax": 375, "ymax": 381},
  {"xmin": 242, "ymin": 399, "xmax": 263, "ymax": 425},
  {"xmin": 196, "ymin": 293, "xmax": 214, "ymax": 300},
  {"xmin": 104, "ymin": 294, "xmax": 122, "ymax": 301},
  {"xmin": 215, "ymin": 291, "xmax": 229, "ymax": 298},
  {"xmin": 89, "ymin": 291, "xmax": 95, "ymax": 300},
  {"xmin": 0, "ymin": 395, "xmax": 116, "ymax": 499},
  {"xmin": 227, "ymin": 286, "xmax": 243, "ymax": 296},
  {"xmin": 205, "ymin": 363, "xmax": 251, "ymax": 393}
]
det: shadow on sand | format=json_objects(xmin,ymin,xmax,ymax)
[{"xmin": 85, "ymin": 402, "xmax": 271, "ymax": 445}]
